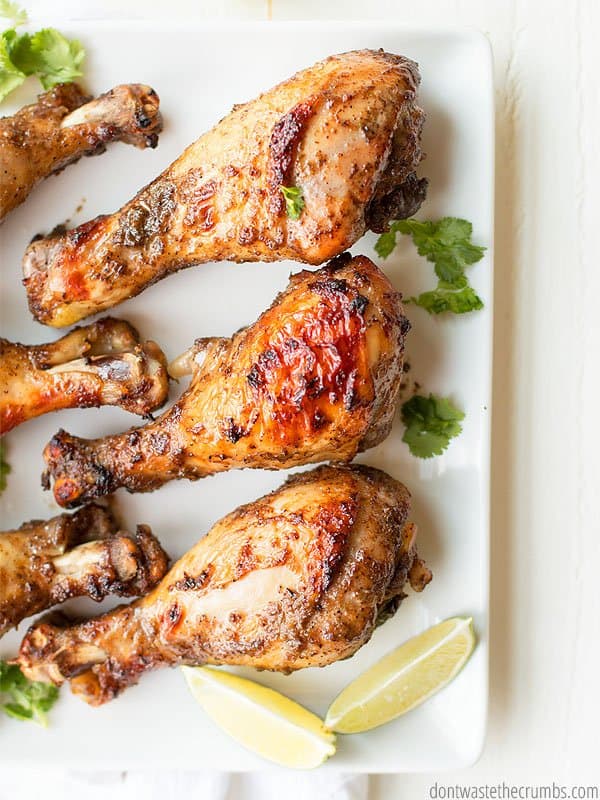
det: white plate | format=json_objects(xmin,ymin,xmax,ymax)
[{"xmin": 0, "ymin": 21, "xmax": 493, "ymax": 772}]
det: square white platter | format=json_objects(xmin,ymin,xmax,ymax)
[{"xmin": 0, "ymin": 21, "xmax": 493, "ymax": 772}]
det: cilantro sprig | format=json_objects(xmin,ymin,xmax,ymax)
[
  {"xmin": 0, "ymin": 3, "xmax": 85, "ymax": 103},
  {"xmin": 280, "ymin": 185, "xmax": 305, "ymax": 220},
  {"xmin": 401, "ymin": 394, "xmax": 465, "ymax": 458},
  {"xmin": 0, "ymin": 440, "xmax": 10, "ymax": 494},
  {"xmin": 375, "ymin": 217, "xmax": 486, "ymax": 314},
  {"xmin": 0, "ymin": 661, "xmax": 59, "ymax": 726}
]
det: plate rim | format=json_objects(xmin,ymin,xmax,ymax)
[{"xmin": 0, "ymin": 19, "xmax": 495, "ymax": 773}]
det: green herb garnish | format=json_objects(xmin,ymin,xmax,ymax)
[
  {"xmin": 375, "ymin": 217, "xmax": 485, "ymax": 315},
  {"xmin": 401, "ymin": 393, "xmax": 465, "ymax": 458},
  {"xmin": 280, "ymin": 185, "xmax": 305, "ymax": 220},
  {"xmin": 14, "ymin": 28, "xmax": 84, "ymax": 90},
  {"xmin": 0, "ymin": 29, "xmax": 24, "ymax": 101},
  {"xmin": 0, "ymin": 440, "xmax": 10, "ymax": 493},
  {"xmin": 0, "ymin": 4, "xmax": 85, "ymax": 103},
  {"xmin": 407, "ymin": 282, "xmax": 484, "ymax": 315},
  {"xmin": 0, "ymin": 0, "xmax": 27, "ymax": 27},
  {"xmin": 0, "ymin": 661, "xmax": 59, "ymax": 726}
]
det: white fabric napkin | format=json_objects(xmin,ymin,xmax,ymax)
[{"xmin": 0, "ymin": 768, "xmax": 369, "ymax": 799}]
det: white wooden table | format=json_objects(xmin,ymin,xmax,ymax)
[{"xmin": 1, "ymin": 0, "xmax": 599, "ymax": 796}]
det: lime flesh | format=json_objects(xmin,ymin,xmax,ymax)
[
  {"xmin": 325, "ymin": 617, "xmax": 476, "ymax": 733},
  {"xmin": 182, "ymin": 666, "xmax": 336, "ymax": 769}
]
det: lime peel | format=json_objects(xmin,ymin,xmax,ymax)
[
  {"xmin": 325, "ymin": 616, "xmax": 476, "ymax": 733},
  {"xmin": 182, "ymin": 666, "xmax": 336, "ymax": 769}
]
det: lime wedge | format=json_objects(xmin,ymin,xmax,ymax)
[
  {"xmin": 182, "ymin": 666, "xmax": 336, "ymax": 768},
  {"xmin": 325, "ymin": 617, "xmax": 476, "ymax": 733}
]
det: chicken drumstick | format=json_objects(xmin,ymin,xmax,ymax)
[
  {"xmin": 18, "ymin": 465, "xmax": 431, "ymax": 705},
  {"xmin": 1, "ymin": 82, "xmax": 162, "ymax": 222},
  {"xmin": 43, "ymin": 254, "xmax": 410, "ymax": 507},
  {"xmin": 0, "ymin": 504, "xmax": 168, "ymax": 638},
  {"xmin": 23, "ymin": 50, "xmax": 426, "ymax": 326},
  {"xmin": 1, "ymin": 317, "xmax": 169, "ymax": 434}
]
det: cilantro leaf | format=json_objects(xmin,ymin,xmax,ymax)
[
  {"xmin": 407, "ymin": 283, "xmax": 484, "ymax": 315},
  {"xmin": 280, "ymin": 185, "xmax": 305, "ymax": 220},
  {"xmin": 0, "ymin": 0, "xmax": 27, "ymax": 27},
  {"xmin": 0, "ymin": 29, "xmax": 25, "ymax": 102},
  {"xmin": 0, "ymin": 20, "xmax": 85, "ymax": 104},
  {"xmin": 0, "ymin": 440, "xmax": 11, "ymax": 493},
  {"xmin": 378, "ymin": 217, "xmax": 485, "ymax": 284},
  {"xmin": 5, "ymin": 30, "xmax": 37, "ymax": 75},
  {"xmin": 374, "ymin": 216, "xmax": 486, "ymax": 315},
  {"xmin": 374, "ymin": 223, "xmax": 401, "ymax": 259},
  {"xmin": 15, "ymin": 28, "xmax": 85, "ymax": 89},
  {"xmin": 0, "ymin": 661, "xmax": 59, "ymax": 727},
  {"xmin": 401, "ymin": 394, "xmax": 465, "ymax": 458}
]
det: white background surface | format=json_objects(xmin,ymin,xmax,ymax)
[{"xmin": 1, "ymin": 0, "xmax": 599, "ymax": 797}]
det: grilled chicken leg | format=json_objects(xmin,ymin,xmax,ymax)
[
  {"xmin": 43, "ymin": 254, "xmax": 410, "ymax": 507},
  {"xmin": 0, "ymin": 504, "xmax": 168, "ymax": 638},
  {"xmin": 0, "ymin": 318, "xmax": 169, "ymax": 434},
  {"xmin": 18, "ymin": 465, "xmax": 431, "ymax": 704},
  {"xmin": 23, "ymin": 50, "xmax": 426, "ymax": 327},
  {"xmin": 1, "ymin": 82, "xmax": 162, "ymax": 222}
]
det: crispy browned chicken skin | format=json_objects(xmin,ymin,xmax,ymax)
[
  {"xmin": 43, "ymin": 254, "xmax": 410, "ymax": 507},
  {"xmin": 0, "ymin": 82, "xmax": 162, "ymax": 222},
  {"xmin": 0, "ymin": 318, "xmax": 169, "ymax": 435},
  {"xmin": 18, "ymin": 465, "xmax": 431, "ymax": 705},
  {"xmin": 23, "ymin": 50, "xmax": 426, "ymax": 327},
  {"xmin": 0, "ymin": 504, "xmax": 168, "ymax": 638}
]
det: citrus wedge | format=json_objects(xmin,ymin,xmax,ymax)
[
  {"xmin": 182, "ymin": 666, "xmax": 336, "ymax": 768},
  {"xmin": 325, "ymin": 616, "xmax": 475, "ymax": 733}
]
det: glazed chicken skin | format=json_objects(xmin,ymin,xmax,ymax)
[
  {"xmin": 0, "ymin": 318, "xmax": 169, "ymax": 435},
  {"xmin": 0, "ymin": 504, "xmax": 168, "ymax": 638},
  {"xmin": 1, "ymin": 82, "xmax": 162, "ymax": 222},
  {"xmin": 18, "ymin": 465, "xmax": 431, "ymax": 704},
  {"xmin": 43, "ymin": 254, "xmax": 410, "ymax": 507},
  {"xmin": 23, "ymin": 49, "xmax": 427, "ymax": 327}
]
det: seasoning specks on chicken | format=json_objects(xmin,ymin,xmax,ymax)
[
  {"xmin": 0, "ymin": 82, "xmax": 162, "ymax": 222},
  {"xmin": 0, "ymin": 318, "xmax": 169, "ymax": 435},
  {"xmin": 23, "ymin": 49, "xmax": 427, "ymax": 327},
  {"xmin": 42, "ymin": 255, "xmax": 410, "ymax": 507},
  {"xmin": 17, "ymin": 465, "xmax": 431, "ymax": 704},
  {"xmin": 0, "ymin": 504, "xmax": 169, "ymax": 638}
]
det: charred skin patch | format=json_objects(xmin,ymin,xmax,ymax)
[
  {"xmin": 267, "ymin": 98, "xmax": 317, "ymax": 215},
  {"xmin": 113, "ymin": 181, "xmax": 176, "ymax": 248},
  {"xmin": 169, "ymin": 565, "xmax": 214, "ymax": 593},
  {"xmin": 365, "ymin": 172, "xmax": 428, "ymax": 233},
  {"xmin": 309, "ymin": 496, "xmax": 358, "ymax": 594},
  {"xmin": 222, "ymin": 418, "xmax": 248, "ymax": 444},
  {"xmin": 150, "ymin": 431, "xmax": 170, "ymax": 455},
  {"xmin": 44, "ymin": 431, "xmax": 118, "ymax": 508},
  {"xmin": 245, "ymin": 278, "xmax": 372, "ymax": 438},
  {"xmin": 68, "ymin": 216, "xmax": 109, "ymax": 248},
  {"xmin": 163, "ymin": 602, "xmax": 184, "ymax": 634},
  {"xmin": 180, "ymin": 176, "xmax": 218, "ymax": 229}
]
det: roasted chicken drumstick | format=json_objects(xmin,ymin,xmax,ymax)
[
  {"xmin": 23, "ymin": 49, "xmax": 426, "ymax": 327},
  {"xmin": 43, "ymin": 254, "xmax": 410, "ymax": 507},
  {"xmin": 0, "ymin": 504, "xmax": 168, "ymax": 638},
  {"xmin": 1, "ymin": 82, "xmax": 162, "ymax": 222},
  {"xmin": 18, "ymin": 465, "xmax": 431, "ymax": 704},
  {"xmin": 0, "ymin": 317, "xmax": 169, "ymax": 434}
]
